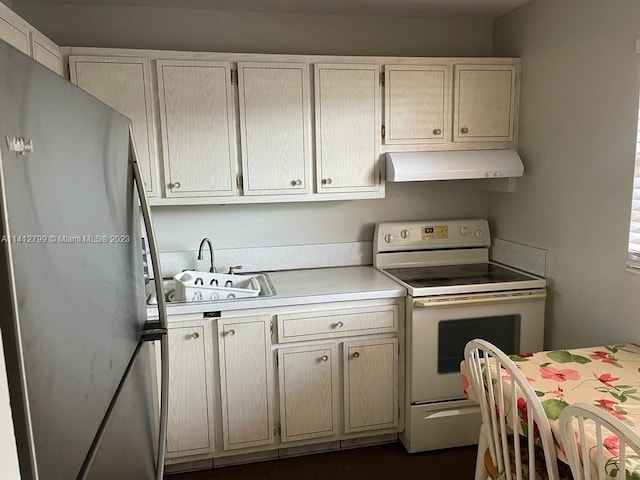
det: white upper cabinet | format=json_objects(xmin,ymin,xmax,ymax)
[
  {"xmin": 238, "ymin": 62, "xmax": 311, "ymax": 196},
  {"xmin": 314, "ymin": 63, "xmax": 381, "ymax": 193},
  {"xmin": 156, "ymin": 60, "xmax": 238, "ymax": 198},
  {"xmin": 30, "ymin": 30, "xmax": 62, "ymax": 75},
  {"xmin": 0, "ymin": 4, "xmax": 29, "ymax": 55},
  {"xmin": 0, "ymin": 2, "xmax": 62, "ymax": 75},
  {"xmin": 384, "ymin": 65, "xmax": 451, "ymax": 145},
  {"xmin": 69, "ymin": 56, "xmax": 158, "ymax": 196},
  {"xmin": 64, "ymin": 48, "xmax": 521, "ymax": 203},
  {"xmin": 453, "ymin": 64, "xmax": 517, "ymax": 143}
]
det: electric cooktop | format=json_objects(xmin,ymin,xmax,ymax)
[{"xmin": 383, "ymin": 263, "xmax": 537, "ymax": 289}]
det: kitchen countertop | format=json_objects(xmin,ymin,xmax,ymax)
[{"xmin": 146, "ymin": 265, "xmax": 407, "ymax": 318}]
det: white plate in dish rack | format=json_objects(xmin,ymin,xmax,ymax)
[{"xmin": 173, "ymin": 271, "xmax": 261, "ymax": 302}]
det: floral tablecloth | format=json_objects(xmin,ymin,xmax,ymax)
[{"xmin": 461, "ymin": 343, "xmax": 640, "ymax": 479}]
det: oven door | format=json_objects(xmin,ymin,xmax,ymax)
[{"xmin": 408, "ymin": 289, "xmax": 546, "ymax": 404}]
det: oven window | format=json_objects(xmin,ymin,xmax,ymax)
[{"xmin": 437, "ymin": 315, "xmax": 521, "ymax": 374}]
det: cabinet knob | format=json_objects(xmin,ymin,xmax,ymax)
[
  {"xmin": 320, "ymin": 355, "xmax": 329, "ymax": 362},
  {"xmin": 290, "ymin": 179, "xmax": 302, "ymax": 186},
  {"xmin": 352, "ymin": 351, "xmax": 360, "ymax": 359},
  {"xmin": 225, "ymin": 329, "xmax": 236, "ymax": 337},
  {"xmin": 460, "ymin": 127, "xmax": 469, "ymax": 134},
  {"xmin": 190, "ymin": 332, "xmax": 200, "ymax": 339},
  {"xmin": 321, "ymin": 178, "xmax": 333, "ymax": 185},
  {"xmin": 169, "ymin": 181, "xmax": 181, "ymax": 189},
  {"xmin": 432, "ymin": 128, "xmax": 442, "ymax": 135},
  {"xmin": 333, "ymin": 321, "xmax": 344, "ymax": 329}
]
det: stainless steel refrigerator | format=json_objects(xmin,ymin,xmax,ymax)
[{"xmin": 0, "ymin": 41, "xmax": 168, "ymax": 479}]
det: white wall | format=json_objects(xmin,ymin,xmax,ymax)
[
  {"xmin": 13, "ymin": 5, "xmax": 493, "ymax": 57},
  {"xmin": 491, "ymin": 0, "xmax": 640, "ymax": 348},
  {"xmin": 152, "ymin": 181, "xmax": 490, "ymax": 251},
  {"xmin": 11, "ymin": 4, "xmax": 496, "ymax": 253}
]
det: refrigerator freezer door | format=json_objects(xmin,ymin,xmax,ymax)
[{"xmin": 0, "ymin": 42, "xmax": 156, "ymax": 478}]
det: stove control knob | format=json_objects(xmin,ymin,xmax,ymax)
[
  {"xmin": 474, "ymin": 229, "xmax": 485, "ymax": 240},
  {"xmin": 400, "ymin": 229, "xmax": 410, "ymax": 239},
  {"xmin": 384, "ymin": 234, "xmax": 393, "ymax": 243},
  {"xmin": 459, "ymin": 226, "xmax": 469, "ymax": 236}
]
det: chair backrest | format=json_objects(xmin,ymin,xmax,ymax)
[
  {"xmin": 464, "ymin": 339, "xmax": 560, "ymax": 480},
  {"xmin": 559, "ymin": 402, "xmax": 640, "ymax": 480}
]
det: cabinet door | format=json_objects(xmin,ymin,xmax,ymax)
[
  {"xmin": 218, "ymin": 316, "xmax": 274, "ymax": 450},
  {"xmin": 31, "ymin": 31, "xmax": 62, "ymax": 75},
  {"xmin": 384, "ymin": 65, "xmax": 451, "ymax": 144},
  {"xmin": 314, "ymin": 64, "xmax": 381, "ymax": 193},
  {"xmin": 278, "ymin": 344, "xmax": 338, "ymax": 443},
  {"xmin": 166, "ymin": 323, "xmax": 215, "ymax": 458},
  {"xmin": 69, "ymin": 56, "xmax": 159, "ymax": 196},
  {"xmin": 453, "ymin": 64, "xmax": 517, "ymax": 142},
  {"xmin": 238, "ymin": 62, "xmax": 311, "ymax": 196},
  {"xmin": 157, "ymin": 60, "xmax": 237, "ymax": 198},
  {"xmin": 0, "ymin": 3, "xmax": 29, "ymax": 55},
  {"xmin": 343, "ymin": 338, "xmax": 398, "ymax": 433}
]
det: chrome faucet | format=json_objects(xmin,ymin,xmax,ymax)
[{"xmin": 197, "ymin": 238, "xmax": 216, "ymax": 273}]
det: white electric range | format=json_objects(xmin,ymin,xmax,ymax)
[{"xmin": 373, "ymin": 219, "xmax": 547, "ymax": 452}]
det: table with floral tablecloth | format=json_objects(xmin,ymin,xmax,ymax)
[{"xmin": 460, "ymin": 343, "xmax": 640, "ymax": 479}]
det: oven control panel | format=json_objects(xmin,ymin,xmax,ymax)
[
  {"xmin": 422, "ymin": 225, "xmax": 449, "ymax": 240},
  {"xmin": 373, "ymin": 219, "xmax": 490, "ymax": 253}
]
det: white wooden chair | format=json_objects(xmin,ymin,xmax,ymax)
[
  {"xmin": 464, "ymin": 339, "xmax": 569, "ymax": 480},
  {"xmin": 559, "ymin": 402, "xmax": 640, "ymax": 480}
]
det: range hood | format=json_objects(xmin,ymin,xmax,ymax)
[{"xmin": 385, "ymin": 149, "xmax": 524, "ymax": 182}]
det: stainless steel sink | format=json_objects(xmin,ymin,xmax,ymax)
[{"xmin": 146, "ymin": 272, "xmax": 276, "ymax": 305}]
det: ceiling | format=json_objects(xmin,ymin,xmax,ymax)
[{"xmin": 9, "ymin": 0, "xmax": 531, "ymax": 19}]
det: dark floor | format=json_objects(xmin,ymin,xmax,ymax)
[{"xmin": 168, "ymin": 442, "xmax": 478, "ymax": 480}]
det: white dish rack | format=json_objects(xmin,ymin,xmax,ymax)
[{"xmin": 173, "ymin": 271, "xmax": 261, "ymax": 302}]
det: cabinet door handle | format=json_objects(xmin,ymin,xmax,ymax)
[
  {"xmin": 191, "ymin": 332, "xmax": 200, "ymax": 339},
  {"xmin": 169, "ymin": 181, "xmax": 181, "ymax": 189},
  {"xmin": 225, "ymin": 329, "xmax": 236, "ymax": 337},
  {"xmin": 290, "ymin": 179, "xmax": 302, "ymax": 186},
  {"xmin": 352, "ymin": 351, "xmax": 360, "ymax": 359},
  {"xmin": 460, "ymin": 127, "xmax": 469, "ymax": 134},
  {"xmin": 320, "ymin": 355, "xmax": 329, "ymax": 362},
  {"xmin": 432, "ymin": 128, "xmax": 442, "ymax": 135},
  {"xmin": 333, "ymin": 321, "xmax": 344, "ymax": 329},
  {"xmin": 321, "ymin": 178, "xmax": 333, "ymax": 185}
]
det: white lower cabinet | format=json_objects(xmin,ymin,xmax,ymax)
[
  {"xmin": 343, "ymin": 338, "xmax": 399, "ymax": 433},
  {"xmin": 277, "ymin": 336, "xmax": 399, "ymax": 443},
  {"xmin": 275, "ymin": 301, "xmax": 401, "ymax": 442},
  {"xmin": 165, "ymin": 321, "xmax": 215, "ymax": 458},
  {"xmin": 277, "ymin": 344, "xmax": 339, "ymax": 443},
  {"xmin": 161, "ymin": 298, "xmax": 403, "ymax": 470},
  {"xmin": 217, "ymin": 315, "xmax": 275, "ymax": 450}
]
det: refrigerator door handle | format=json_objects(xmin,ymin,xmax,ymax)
[{"xmin": 130, "ymin": 127, "xmax": 168, "ymax": 479}]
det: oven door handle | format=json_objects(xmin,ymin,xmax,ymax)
[
  {"xmin": 413, "ymin": 289, "xmax": 546, "ymax": 308},
  {"xmin": 423, "ymin": 406, "xmax": 480, "ymax": 419}
]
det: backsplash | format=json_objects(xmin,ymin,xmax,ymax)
[
  {"xmin": 490, "ymin": 238, "xmax": 548, "ymax": 277},
  {"xmin": 151, "ymin": 238, "xmax": 548, "ymax": 279},
  {"xmin": 154, "ymin": 241, "xmax": 373, "ymax": 279}
]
